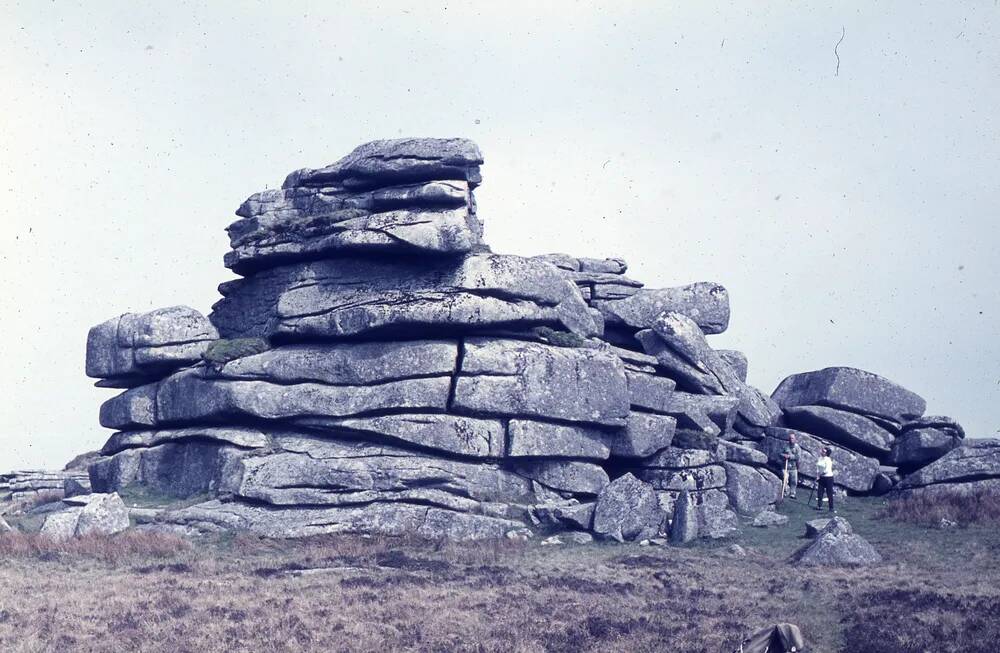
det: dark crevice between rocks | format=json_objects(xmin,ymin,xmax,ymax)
[
  {"xmin": 446, "ymin": 338, "xmax": 466, "ymax": 412},
  {"xmin": 208, "ymin": 370, "xmax": 454, "ymax": 390}
]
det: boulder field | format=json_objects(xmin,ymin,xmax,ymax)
[{"xmin": 61, "ymin": 137, "xmax": 988, "ymax": 543}]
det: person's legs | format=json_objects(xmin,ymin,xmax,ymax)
[
  {"xmin": 788, "ymin": 467, "xmax": 798, "ymax": 498},
  {"xmin": 827, "ymin": 478, "xmax": 835, "ymax": 512},
  {"xmin": 820, "ymin": 477, "xmax": 835, "ymax": 512}
]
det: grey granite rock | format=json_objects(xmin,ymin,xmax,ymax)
[
  {"xmin": 897, "ymin": 439, "xmax": 1000, "ymax": 489},
  {"xmin": 592, "ymin": 282, "xmax": 731, "ymax": 335},
  {"xmin": 724, "ymin": 463, "xmax": 780, "ymax": 515},
  {"xmin": 507, "ymin": 420, "xmax": 610, "ymax": 460},
  {"xmin": 75, "ymin": 493, "xmax": 130, "ymax": 536},
  {"xmin": 86, "ymin": 306, "xmax": 218, "ymax": 387},
  {"xmin": 792, "ymin": 517, "xmax": 882, "ymax": 566},
  {"xmin": 606, "ymin": 413, "xmax": 677, "ymax": 458},
  {"xmin": 887, "ymin": 427, "xmax": 961, "ymax": 472},
  {"xmin": 101, "ymin": 426, "xmax": 273, "ymax": 456},
  {"xmin": 717, "ymin": 349, "xmax": 748, "ymax": 382},
  {"xmin": 637, "ymin": 313, "xmax": 781, "ymax": 428},
  {"xmin": 514, "ymin": 461, "xmax": 610, "ymax": 496},
  {"xmin": 210, "ymin": 253, "xmax": 599, "ymax": 341},
  {"xmin": 89, "ymin": 442, "xmax": 245, "ymax": 499},
  {"xmin": 669, "ymin": 490, "xmax": 698, "ymax": 544},
  {"xmin": 643, "ymin": 392, "xmax": 739, "ymax": 437},
  {"xmin": 638, "ymin": 465, "xmax": 727, "ymax": 492},
  {"xmin": 752, "ymin": 510, "xmax": 788, "ymax": 527},
  {"xmin": 159, "ymin": 499, "xmax": 522, "ymax": 540},
  {"xmin": 453, "ymin": 338, "xmax": 629, "ymax": 426},
  {"xmin": 283, "ymin": 138, "xmax": 483, "ymax": 190},
  {"xmin": 230, "ymin": 434, "xmax": 538, "ymax": 511},
  {"xmin": 772, "ymin": 367, "xmax": 926, "ymax": 423},
  {"xmin": 226, "ymin": 177, "xmax": 483, "ymax": 272},
  {"xmin": 592, "ymin": 473, "xmax": 664, "ymax": 542},
  {"xmin": 716, "ymin": 440, "xmax": 768, "ymax": 466},
  {"xmin": 303, "ymin": 414, "xmax": 506, "ymax": 459},
  {"xmin": 783, "ymin": 405, "xmax": 895, "ymax": 458},
  {"xmin": 901, "ymin": 415, "xmax": 964, "ymax": 440}
]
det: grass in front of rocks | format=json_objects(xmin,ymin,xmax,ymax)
[{"xmin": 1, "ymin": 495, "xmax": 999, "ymax": 652}]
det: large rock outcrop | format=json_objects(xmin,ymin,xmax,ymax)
[{"xmin": 62, "ymin": 137, "xmax": 976, "ymax": 542}]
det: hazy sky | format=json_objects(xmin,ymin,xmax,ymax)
[{"xmin": 2, "ymin": 2, "xmax": 998, "ymax": 469}]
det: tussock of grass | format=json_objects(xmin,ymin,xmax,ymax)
[
  {"xmin": 532, "ymin": 326, "xmax": 587, "ymax": 348},
  {"xmin": 4, "ymin": 489, "xmax": 64, "ymax": 514},
  {"xmin": 877, "ymin": 488, "xmax": 1000, "ymax": 527}
]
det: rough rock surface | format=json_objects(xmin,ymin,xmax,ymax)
[
  {"xmin": 210, "ymin": 254, "xmax": 600, "ymax": 341},
  {"xmin": 592, "ymin": 282, "xmax": 731, "ymax": 335},
  {"xmin": 752, "ymin": 510, "xmax": 789, "ymax": 528},
  {"xmin": 772, "ymin": 367, "xmax": 926, "ymax": 423},
  {"xmin": 67, "ymin": 136, "xmax": 975, "ymax": 543},
  {"xmin": 791, "ymin": 517, "xmax": 882, "ymax": 566},
  {"xmin": 592, "ymin": 474, "xmax": 664, "ymax": 542},
  {"xmin": 783, "ymin": 405, "xmax": 895, "ymax": 459},
  {"xmin": 888, "ymin": 427, "xmax": 962, "ymax": 472},
  {"xmin": 86, "ymin": 306, "xmax": 218, "ymax": 387},
  {"xmin": 39, "ymin": 493, "xmax": 130, "ymax": 540},
  {"xmin": 896, "ymin": 439, "xmax": 1000, "ymax": 490}
]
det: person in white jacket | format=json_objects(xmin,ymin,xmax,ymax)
[{"xmin": 815, "ymin": 447, "xmax": 836, "ymax": 512}]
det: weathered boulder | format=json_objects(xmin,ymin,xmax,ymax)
[
  {"xmin": 887, "ymin": 427, "xmax": 962, "ymax": 472},
  {"xmin": 532, "ymin": 501, "xmax": 595, "ymax": 531},
  {"xmin": 592, "ymin": 474, "xmax": 664, "ymax": 542},
  {"xmin": 226, "ymin": 179, "xmax": 483, "ymax": 272},
  {"xmin": 636, "ymin": 312, "xmax": 781, "ymax": 428},
  {"xmin": 791, "ymin": 517, "xmax": 882, "ymax": 566},
  {"xmin": 761, "ymin": 427, "xmax": 880, "ymax": 493},
  {"xmin": 724, "ymin": 463, "xmax": 780, "ymax": 515},
  {"xmin": 901, "ymin": 415, "xmax": 965, "ymax": 440},
  {"xmin": 772, "ymin": 367, "xmax": 926, "ymax": 424},
  {"xmin": 75, "ymin": 493, "xmax": 130, "ymax": 536},
  {"xmin": 89, "ymin": 442, "xmax": 245, "ymax": 499},
  {"xmin": 896, "ymin": 439, "xmax": 1000, "ymax": 490},
  {"xmin": 283, "ymin": 137, "xmax": 483, "ymax": 191},
  {"xmin": 453, "ymin": 338, "xmax": 629, "ymax": 427},
  {"xmin": 669, "ymin": 490, "xmax": 698, "ymax": 544},
  {"xmin": 63, "ymin": 477, "xmax": 91, "ymax": 498},
  {"xmin": 717, "ymin": 349, "xmax": 748, "ymax": 382},
  {"xmin": 624, "ymin": 370, "xmax": 677, "ymax": 412},
  {"xmin": 229, "ymin": 434, "xmax": 544, "ymax": 511},
  {"xmin": 101, "ymin": 426, "xmax": 273, "ymax": 456},
  {"xmin": 783, "ymin": 405, "xmax": 895, "ymax": 459},
  {"xmin": 157, "ymin": 499, "xmax": 522, "ymax": 540},
  {"xmin": 514, "ymin": 461, "xmax": 610, "ymax": 496},
  {"xmin": 716, "ymin": 440, "xmax": 768, "ymax": 466},
  {"xmin": 752, "ymin": 510, "xmax": 789, "ymax": 528},
  {"xmin": 697, "ymin": 503, "xmax": 739, "ymax": 539},
  {"xmin": 804, "ymin": 518, "xmax": 831, "ymax": 538},
  {"xmin": 638, "ymin": 465, "xmax": 727, "ymax": 492},
  {"xmin": 39, "ymin": 493, "xmax": 130, "ymax": 540},
  {"xmin": 210, "ymin": 253, "xmax": 599, "ymax": 341},
  {"xmin": 592, "ymin": 282, "xmax": 731, "ymax": 335},
  {"xmin": 608, "ymin": 413, "xmax": 676, "ymax": 458},
  {"xmin": 646, "ymin": 392, "xmax": 739, "ymax": 437},
  {"xmin": 86, "ymin": 306, "xmax": 218, "ymax": 387},
  {"xmin": 507, "ymin": 420, "xmax": 610, "ymax": 460},
  {"xmin": 102, "ymin": 368, "xmax": 451, "ymax": 430},
  {"xmin": 0, "ymin": 516, "xmax": 13, "ymax": 533}
]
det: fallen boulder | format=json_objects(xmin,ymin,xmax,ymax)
[
  {"xmin": 772, "ymin": 367, "xmax": 926, "ymax": 424},
  {"xmin": 592, "ymin": 473, "xmax": 664, "ymax": 542},
  {"xmin": 791, "ymin": 517, "xmax": 882, "ymax": 566},
  {"xmin": 592, "ymin": 282, "xmax": 731, "ymax": 335},
  {"xmin": 896, "ymin": 439, "xmax": 1000, "ymax": 491},
  {"xmin": 39, "ymin": 493, "xmax": 130, "ymax": 540}
]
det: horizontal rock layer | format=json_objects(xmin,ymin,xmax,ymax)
[{"xmin": 210, "ymin": 253, "xmax": 599, "ymax": 341}]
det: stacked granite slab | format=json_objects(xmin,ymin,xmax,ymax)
[
  {"xmin": 759, "ymin": 367, "xmax": 971, "ymax": 496},
  {"xmin": 0, "ymin": 470, "xmax": 90, "ymax": 504},
  {"xmin": 79, "ymin": 137, "xmax": 977, "ymax": 542}
]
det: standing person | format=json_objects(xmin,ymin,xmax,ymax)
[
  {"xmin": 781, "ymin": 434, "xmax": 802, "ymax": 499},
  {"xmin": 815, "ymin": 447, "xmax": 836, "ymax": 512}
]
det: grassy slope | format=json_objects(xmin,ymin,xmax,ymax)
[{"xmin": 1, "ymin": 496, "xmax": 998, "ymax": 653}]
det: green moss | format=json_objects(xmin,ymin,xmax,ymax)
[
  {"xmin": 532, "ymin": 326, "xmax": 586, "ymax": 348},
  {"xmin": 201, "ymin": 338, "xmax": 270, "ymax": 365}
]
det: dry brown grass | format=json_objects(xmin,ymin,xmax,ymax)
[
  {"xmin": 1, "ymin": 489, "xmax": 63, "ymax": 515},
  {"xmin": 878, "ymin": 488, "xmax": 1000, "ymax": 527},
  {"xmin": 0, "ymin": 497, "xmax": 998, "ymax": 652},
  {"xmin": 0, "ymin": 530, "xmax": 190, "ymax": 564}
]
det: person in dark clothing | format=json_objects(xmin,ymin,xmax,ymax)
[{"xmin": 815, "ymin": 446, "xmax": 836, "ymax": 512}]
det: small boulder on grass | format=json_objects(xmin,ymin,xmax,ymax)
[
  {"xmin": 39, "ymin": 493, "xmax": 130, "ymax": 541},
  {"xmin": 752, "ymin": 510, "xmax": 789, "ymax": 528},
  {"xmin": 791, "ymin": 517, "xmax": 882, "ymax": 567},
  {"xmin": 0, "ymin": 516, "xmax": 14, "ymax": 534}
]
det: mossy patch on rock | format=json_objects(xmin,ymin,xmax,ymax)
[{"xmin": 201, "ymin": 338, "xmax": 270, "ymax": 365}]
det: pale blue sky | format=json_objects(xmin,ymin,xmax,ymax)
[{"xmin": 2, "ymin": 1, "xmax": 998, "ymax": 468}]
